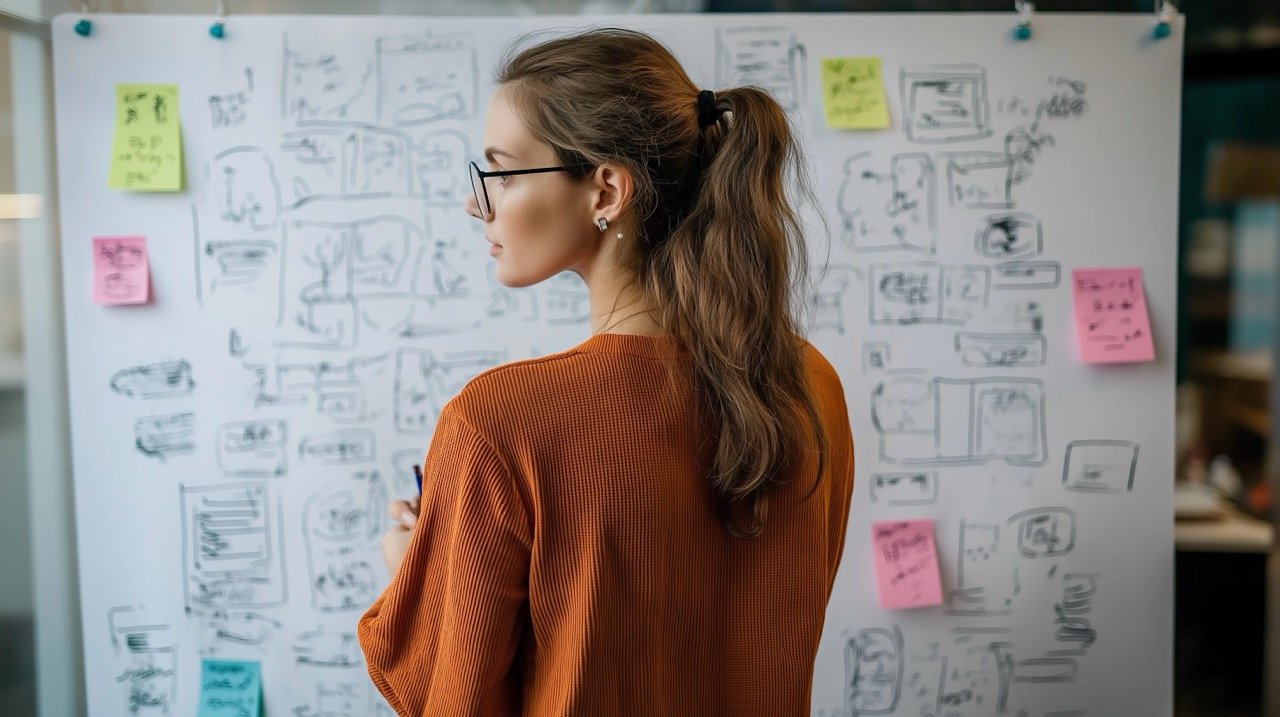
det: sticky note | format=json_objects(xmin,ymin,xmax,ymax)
[
  {"xmin": 821, "ymin": 57, "xmax": 890, "ymax": 129},
  {"xmin": 109, "ymin": 84, "xmax": 183, "ymax": 191},
  {"xmin": 93, "ymin": 236, "xmax": 149, "ymax": 305},
  {"xmin": 198, "ymin": 659, "xmax": 261, "ymax": 717},
  {"xmin": 1071, "ymin": 267, "xmax": 1155, "ymax": 363},
  {"xmin": 871, "ymin": 520, "xmax": 943, "ymax": 610}
]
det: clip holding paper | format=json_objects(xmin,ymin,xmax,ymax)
[
  {"xmin": 1153, "ymin": 0, "xmax": 1177, "ymax": 39},
  {"xmin": 73, "ymin": 1, "xmax": 92, "ymax": 36},
  {"xmin": 1012, "ymin": 0, "xmax": 1034, "ymax": 41},
  {"xmin": 209, "ymin": 0, "xmax": 227, "ymax": 39}
]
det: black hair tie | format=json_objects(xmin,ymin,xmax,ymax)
[{"xmin": 696, "ymin": 89, "xmax": 723, "ymax": 130}]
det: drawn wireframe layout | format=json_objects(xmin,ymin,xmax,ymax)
[
  {"xmin": 134, "ymin": 411, "xmax": 196, "ymax": 460},
  {"xmin": 808, "ymin": 263, "xmax": 866, "ymax": 335},
  {"xmin": 871, "ymin": 374, "xmax": 1046, "ymax": 466},
  {"xmin": 109, "ymin": 360, "xmax": 196, "ymax": 399},
  {"xmin": 1062, "ymin": 440, "xmax": 1139, "ymax": 493},
  {"xmin": 302, "ymin": 471, "xmax": 387, "ymax": 612},
  {"xmin": 714, "ymin": 26, "xmax": 806, "ymax": 110},
  {"xmin": 180, "ymin": 482, "xmax": 288, "ymax": 611},
  {"xmin": 209, "ymin": 67, "xmax": 254, "ymax": 128},
  {"xmin": 869, "ymin": 471, "xmax": 938, "ymax": 506},
  {"xmin": 837, "ymin": 153, "xmax": 935, "ymax": 254},
  {"xmin": 900, "ymin": 65, "xmax": 992, "ymax": 144},
  {"xmin": 107, "ymin": 605, "xmax": 177, "ymax": 714}
]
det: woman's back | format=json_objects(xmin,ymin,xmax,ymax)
[{"xmin": 359, "ymin": 331, "xmax": 853, "ymax": 716}]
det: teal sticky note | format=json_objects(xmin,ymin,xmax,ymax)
[{"xmin": 198, "ymin": 659, "xmax": 261, "ymax": 717}]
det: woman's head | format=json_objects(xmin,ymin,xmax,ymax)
[{"xmin": 476, "ymin": 27, "xmax": 830, "ymax": 537}]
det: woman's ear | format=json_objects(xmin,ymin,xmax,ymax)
[{"xmin": 589, "ymin": 163, "xmax": 634, "ymax": 226}]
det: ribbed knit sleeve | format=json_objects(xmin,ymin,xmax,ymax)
[{"xmin": 357, "ymin": 400, "xmax": 533, "ymax": 717}]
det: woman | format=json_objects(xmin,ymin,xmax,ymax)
[{"xmin": 357, "ymin": 26, "xmax": 854, "ymax": 716}]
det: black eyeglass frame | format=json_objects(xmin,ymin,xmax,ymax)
[{"xmin": 469, "ymin": 160, "xmax": 572, "ymax": 218}]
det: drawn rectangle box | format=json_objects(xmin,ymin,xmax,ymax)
[
  {"xmin": 1062, "ymin": 439, "xmax": 1139, "ymax": 493},
  {"xmin": 945, "ymin": 152, "xmax": 1012, "ymax": 208},
  {"xmin": 955, "ymin": 332, "xmax": 1045, "ymax": 368},
  {"xmin": 870, "ymin": 471, "xmax": 938, "ymax": 505},
  {"xmin": 900, "ymin": 64, "xmax": 991, "ymax": 143},
  {"xmin": 180, "ymin": 482, "xmax": 287, "ymax": 610}
]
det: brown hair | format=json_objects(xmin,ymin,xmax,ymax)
[{"xmin": 496, "ymin": 27, "xmax": 829, "ymax": 538}]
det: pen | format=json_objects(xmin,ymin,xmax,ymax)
[{"xmin": 413, "ymin": 464, "xmax": 423, "ymax": 495}]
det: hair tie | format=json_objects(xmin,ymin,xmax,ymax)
[{"xmin": 696, "ymin": 89, "xmax": 723, "ymax": 130}]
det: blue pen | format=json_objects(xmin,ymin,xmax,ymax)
[{"xmin": 413, "ymin": 464, "xmax": 423, "ymax": 495}]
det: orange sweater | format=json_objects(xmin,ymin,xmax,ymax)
[{"xmin": 357, "ymin": 332, "xmax": 854, "ymax": 716}]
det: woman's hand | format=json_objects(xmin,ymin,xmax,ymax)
[{"xmin": 380, "ymin": 497, "xmax": 420, "ymax": 576}]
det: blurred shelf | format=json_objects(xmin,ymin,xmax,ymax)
[
  {"xmin": 0, "ymin": 351, "xmax": 24, "ymax": 391},
  {"xmin": 1190, "ymin": 349, "xmax": 1271, "ymax": 382},
  {"xmin": 1176, "ymin": 509, "xmax": 1274, "ymax": 554}
]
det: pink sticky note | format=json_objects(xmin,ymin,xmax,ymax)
[
  {"xmin": 1071, "ymin": 267, "xmax": 1154, "ymax": 363},
  {"xmin": 93, "ymin": 236, "xmax": 150, "ymax": 305},
  {"xmin": 871, "ymin": 519, "xmax": 943, "ymax": 610}
]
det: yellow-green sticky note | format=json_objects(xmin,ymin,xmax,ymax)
[
  {"xmin": 821, "ymin": 57, "xmax": 890, "ymax": 130},
  {"xmin": 109, "ymin": 84, "xmax": 183, "ymax": 191}
]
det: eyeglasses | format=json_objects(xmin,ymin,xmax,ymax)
[{"xmin": 469, "ymin": 160, "xmax": 572, "ymax": 219}]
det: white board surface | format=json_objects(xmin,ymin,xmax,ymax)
[{"xmin": 52, "ymin": 12, "xmax": 1182, "ymax": 716}]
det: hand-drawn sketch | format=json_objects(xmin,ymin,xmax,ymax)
[
  {"xmin": 843, "ymin": 625, "xmax": 903, "ymax": 715},
  {"xmin": 837, "ymin": 153, "xmax": 935, "ymax": 254},
  {"xmin": 216, "ymin": 419, "xmax": 288, "ymax": 477},
  {"xmin": 110, "ymin": 360, "xmax": 196, "ymax": 399},
  {"xmin": 1009, "ymin": 507, "xmax": 1076, "ymax": 558},
  {"xmin": 869, "ymin": 263, "xmax": 990, "ymax": 326},
  {"xmin": 869, "ymin": 471, "xmax": 938, "ymax": 506},
  {"xmin": 955, "ymin": 332, "xmax": 1046, "ymax": 368},
  {"xmin": 945, "ymin": 152, "xmax": 1013, "ymax": 209},
  {"xmin": 298, "ymin": 428, "xmax": 376, "ymax": 465},
  {"xmin": 283, "ymin": 34, "xmax": 373, "ymax": 122},
  {"xmin": 375, "ymin": 33, "xmax": 478, "ymax": 125},
  {"xmin": 291, "ymin": 625, "xmax": 363, "ymax": 668},
  {"xmin": 134, "ymin": 411, "xmax": 196, "ymax": 461},
  {"xmin": 948, "ymin": 521, "xmax": 1021, "ymax": 616},
  {"xmin": 714, "ymin": 26, "xmax": 806, "ymax": 111},
  {"xmin": 977, "ymin": 213, "xmax": 1042, "ymax": 258},
  {"xmin": 180, "ymin": 482, "xmax": 288, "ymax": 610},
  {"xmin": 808, "ymin": 263, "xmax": 866, "ymax": 334},
  {"xmin": 1054, "ymin": 573, "xmax": 1098, "ymax": 650},
  {"xmin": 209, "ymin": 67, "xmax": 254, "ymax": 128},
  {"xmin": 107, "ymin": 605, "xmax": 177, "ymax": 714},
  {"xmin": 993, "ymin": 261, "xmax": 1061, "ymax": 290},
  {"xmin": 872, "ymin": 374, "xmax": 1046, "ymax": 466},
  {"xmin": 293, "ymin": 681, "xmax": 394, "ymax": 717},
  {"xmin": 862, "ymin": 341, "xmax": 891, "ymax": 373},
  {"xmin": 191, "ymin": 609, "xmax": 283, "ymax": 655},
  {"xmin": 302, "ymin": 471, "xmax": 387, "ymax": 612},
  {"xmin": 900, "ymin": 65, "xmax": 992, "ymax": 144},
  {"xmin": 1062, "ymin": 440, "xmax": 1139, "ymax": 493}
]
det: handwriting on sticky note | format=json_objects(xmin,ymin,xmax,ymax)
[
  {"xmin": 110, "ymin": 84, "xmax": 183, "ymax": 191},
  {"xmin": 1071, "ymin": 267, "xmax": 1155, "ymax": 363},
  {"xmin": 872, "ymin": 520, "xmax": 943, "ymax": 610},
  {"xmin": 821, "ymin": 57, "xmax": 890, "ymax": 130},
  {"xmin": 198, "ymin": 659, "xmax": 261, "ymax": 717},
  {"xmin": 93, "ymin": 236, "xmax": 149, "ymax": 305}
]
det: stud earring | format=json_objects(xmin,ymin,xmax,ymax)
[
  {"xmin": 595, "ymin": 217, "xmax": 608, "ymax": 231},
  {"xmin": 616, "ymin": 232, "xmax": 623, "ymax": 239}
]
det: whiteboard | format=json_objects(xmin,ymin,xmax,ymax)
[{"xmin": 52, "ymin": 12, "xmax": 1181, "ymax": 716}]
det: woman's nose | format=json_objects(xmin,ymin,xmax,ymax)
[{"xmin": 463, "ymin": 190, "xmax": 483, "ymax": 220}]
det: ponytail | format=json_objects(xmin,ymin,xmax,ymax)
[
  {"xmin": 639, "ymin": 86, "xmax": 829, "ymax": 538},
  {"xmin": 498, "ymin": 29, "xmax": 830, "ymax": 538}
]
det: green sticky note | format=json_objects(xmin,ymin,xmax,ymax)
[
  {"xmin": 109, "ymin": 84, "xmax": 183, "ymax": 191},
  {"xmin": 197, "ymin": 659, "xmax": 261, "ymax": 717},
  {"xmin": 820, "ymin": 57, "xmax": 890, "ymax": 130}
]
